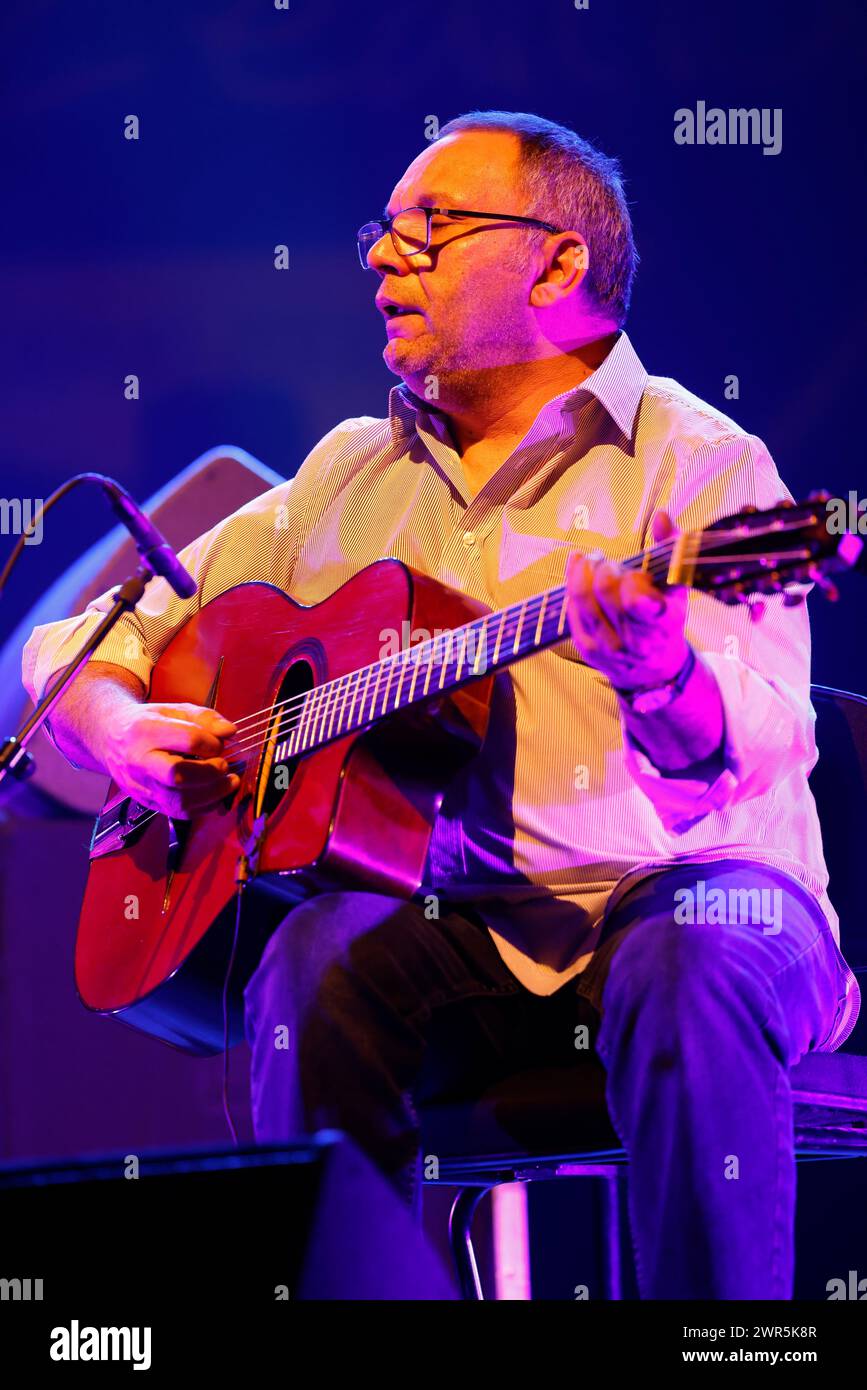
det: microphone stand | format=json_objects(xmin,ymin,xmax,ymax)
[{"xmin": 0, "ymin": 561, "xmax": 157, "ymax": 804}]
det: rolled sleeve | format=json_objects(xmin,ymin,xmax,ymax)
[{"xmin": 21, "ymin": 608, "xmax": 152, "ymax": 707}]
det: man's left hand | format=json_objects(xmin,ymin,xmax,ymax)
[{"xmin": 564, "ymin": 511, "xmax": 690, "ymax": 692}]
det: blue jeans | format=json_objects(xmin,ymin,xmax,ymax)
[{"xmin": 243, "ymin": 860, "xmax": 860, "ymax": 1298}]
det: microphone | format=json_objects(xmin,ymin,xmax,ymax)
[{"xmin": 100, "ymin": 479, "xmax": 198, "ymax": 599}]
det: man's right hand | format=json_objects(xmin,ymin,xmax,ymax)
[{"xmin": 101, "ymin": 701, "xmax": 240, "ymax": 818}]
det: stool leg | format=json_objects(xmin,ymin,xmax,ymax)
[
  {"xmin": 448, "ymin": 1187, "xmax": 490, "ymax": 1299},
  {"xmin": 601, "ymin": 1170, "xmax": 623, "ymax": 1301},
  {"xmin": 491, "ymin": 1181, "xmax": 532, "ymax": 1300}
]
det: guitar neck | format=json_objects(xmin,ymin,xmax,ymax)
[{"xmin": 273, "ymin": 536, "xmax": 687, "ymax": 767}]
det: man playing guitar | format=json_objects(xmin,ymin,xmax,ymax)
[{"xmin": 22, "ymin": 110, "xmax": 861, "ymax": 1299}]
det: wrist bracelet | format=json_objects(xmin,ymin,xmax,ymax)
[{"xmin": 613, "ymin": 644, "xmax": 697, "ymax": 714}]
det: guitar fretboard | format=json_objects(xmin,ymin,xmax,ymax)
[{"xmin": 272, "ymin": 581, "xmax": 575, "ymax": 765}]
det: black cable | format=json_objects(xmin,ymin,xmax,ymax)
[
  {"xmin": 221, "ymin": 881, "xmax": 246, "ymax": 1145},
  {"xmin": 0, "ymin": 472, "xmax": 115, "ymax": 597}
]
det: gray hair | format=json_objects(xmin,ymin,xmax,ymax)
[{"xmin": 437, "ymin": 110, "xmax": 638, "ymax": 326}]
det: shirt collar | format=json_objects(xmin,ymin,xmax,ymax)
[
  {"xmin": 388, "ymin": 381, "xmax": 443, "ymax": 446},
  {"xmin": 557, "ymin": 330, "xmax": 647, "ymax": 441},
  {"xmin": 387, "ymin": 329, "xmax": 648, "ymax": 448}
]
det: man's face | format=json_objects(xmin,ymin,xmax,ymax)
[{"xmin": 368, "ymin": 131, "xmax": 544, "ymax": 393}]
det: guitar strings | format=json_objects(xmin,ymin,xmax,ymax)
[
  {"xmin": 222, "ymin": 585, "xmax": 574, "ymax": 761},
  {"xmin": 220, "ymin": 533, "xmax": 810, "ymax": 766},
  {"xmin": 218, "ymin": 514, "xmax": 811, "ymax": 750},
  {"xmin": 105, "ymin": 583, "xmax": 580, "ymax": 842},
  {"xmin": 219, "ymin": 537, "xmax": 681, "ymax": 754},
  {"xmin": 222, "ymin": 569, "xmax": 602, "ymax": 764},
  {"xmin": 105, "ymin": 519, "xmax": 814, "ymax": 838},
  {"xmin": 220, "ymin": 523, "xmax": 805, "ymax": 760}
]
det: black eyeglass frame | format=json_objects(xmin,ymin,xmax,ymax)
[{"xmin": 357, "ymin": 205, "xmax": 562, "ymax": 269}]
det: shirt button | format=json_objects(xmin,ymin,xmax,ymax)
[{"xmin": 462, "ymin": 530, "xmax": 476, "ymax": 547}]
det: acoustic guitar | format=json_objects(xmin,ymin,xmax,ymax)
[{"xmin": 74, "ymin": 495, "xmax": 863, "ymax": 1054}]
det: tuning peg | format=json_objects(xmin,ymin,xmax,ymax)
[{"xmin": 808, "ymin": 566, "xmax": 840, "ymax": 600}]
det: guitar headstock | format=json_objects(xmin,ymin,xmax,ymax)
[{"xmin": 690, "ymin": 491, "xmax": 865, "ymax": 610}]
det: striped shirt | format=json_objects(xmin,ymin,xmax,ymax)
[{"xmin": 21, "ymin": 330, "xmax": 837, "ymax": 994}]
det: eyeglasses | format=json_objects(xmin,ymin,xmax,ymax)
[{"xmin": 357, "ymin": 205, "xmax": 561, "ymax": 269}]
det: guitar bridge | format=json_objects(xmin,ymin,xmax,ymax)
[{"xmin": 89, "ymin": 798, "xmax": 154, "ymax": 859}]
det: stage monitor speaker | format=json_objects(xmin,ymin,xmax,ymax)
[{"xmin": 0, "ymin": 1133, "xmax": 459, "ymax": 1302}]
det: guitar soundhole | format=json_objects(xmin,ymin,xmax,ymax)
[{"xmin": 258, "ymin": 658, "xmax": 315, "ymax": 818}]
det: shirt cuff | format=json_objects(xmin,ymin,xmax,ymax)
[
  {"xmin": 620, "ymin": 649, "xmax": 785, "ymax": 834},
  {"xmin": 622, "ymin": 734, "xmax": 739, "ymax": 833}
]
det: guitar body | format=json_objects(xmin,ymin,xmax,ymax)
[{"xmin": 75, "ymin": 560, "xmax": 493, "ymax": 1055}]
